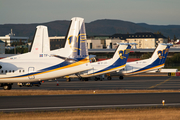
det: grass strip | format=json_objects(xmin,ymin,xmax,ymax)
[
  {"xmin": 0, "ymin": 107, "xmax": 180, "ymax": 120},
  {"xmin": 0, "ymin": 89, "xmax": 180, "ymax": 96}
]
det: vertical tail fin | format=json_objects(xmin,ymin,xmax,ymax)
[
  {"xmin": 30, "ymin": 25, "xmax": 50, "ymax": 53},
  {"xmin": 110, "ymin": 43, "xmax": 132, "ymax": 66},
  {"xmin": 150, "ymin": 43, "xmax": 172, "ymax": 65},
  {"xmin": 64, "ymin": 17, "xmax": 88, "ymax": 59}
]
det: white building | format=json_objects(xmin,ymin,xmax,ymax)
[
  {"xmin": 87, "ymin": 39, "xmax": 103, "ymax": 49},
  {"xmin": 0, "ymin": 29, "xmax": 29, "ymax": 46}
]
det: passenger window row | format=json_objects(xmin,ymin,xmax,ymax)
[{"xmin": 1, "ymin": 70, "xmax": 25, "ymax": 73}]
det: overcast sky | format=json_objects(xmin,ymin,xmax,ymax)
[{"xmin": 0, "ymin": 0, "xmax": 180, "ymax": 25}]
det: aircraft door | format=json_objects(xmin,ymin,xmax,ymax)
[{"xmin": 28, "ymin": 67, "xmax": 35, "ymax": 79}]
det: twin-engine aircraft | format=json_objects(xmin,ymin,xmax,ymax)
[
  {"xmin": 110, "ymin": 43, "xmax": 172, "ymax": 80},
  {"xmin": 0, "ymin": 17, "xmax": 92, "ymax": 90}
]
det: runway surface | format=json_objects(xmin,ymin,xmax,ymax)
[
  {"xmin": 11, "ymin": 76, "xmax": 180, "ymax": 90},
  {"xmin": 1, "ymin": 76, "xmax": 180, "ymax": 112},
  {"xmin": 0, "ymin": 93, "xmax": 180, "ymax": 112}
]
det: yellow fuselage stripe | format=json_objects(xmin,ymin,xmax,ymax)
[
  {"xmin": 0, "ymin": 58, "xmax": 89, "ymax": 79},
  {"xmin": 89, "ymin": 64, "xmax": 126, "ymax": 76},
  {"xmin": 124, "ymin": 64, "xmax": 164, "ymax": 75}
]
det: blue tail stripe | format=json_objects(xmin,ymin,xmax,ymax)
[
  {"xmin": 93, "ymin": 45, "xmax": 131, "ymax": 74},
  {"xmin": 78, "ymin": 31, "xmax": 81, "ymax": 55}
]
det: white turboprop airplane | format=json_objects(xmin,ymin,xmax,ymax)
[
  {"xmin": 108, "ymin": 43, "xmax": 172, "ymax": 80},
  {"xmin": 0, "ymin": 17, "xmax": 92, "ymax": 90},
  {"xmin": 65, "ymin": 43, "xmax": 134, "ymax": 81}
]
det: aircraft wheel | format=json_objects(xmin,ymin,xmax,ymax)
[
  {"xmin": 119, "ymin": 76, "xmax": 124, "ymax": 80},
  {"xmin": 85, "ymin": 78, "xmax": 89, "ymax": 81},
  {"xmin": 94, "ymin": 77, "xmax": 98, "ymax": 81},
  {"xmin": 66, "ymin": 78, "xmax": 71, "ymax": 82},
  {"xmin": 107, "ymin": 76, "xmax": 112, "ymax": 80},
  {"xmin": 3, "ymin": 84, "xmax": 12, "ymax": 90}
]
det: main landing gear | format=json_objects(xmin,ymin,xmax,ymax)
[
  {"xmin": 0, "ymin": 83, "xmax": 13, "ymax": 90},
  {"xmin": 66, "ymin": 78, "xmax": 71, "ymax": 82},
  {"xmin": 106, "ymin": 76, "xmax": 124, "ymax": 80},
  {"xmin": 94, "ymin": 75, "xmax": 104, "ymax": 81},
  {"xmin": 75, "ymin": 73, "xmax": 89, "ymax": 81},
  {"xmin": 107, "ymin": 76, "xmax": 112, "ymax": 80},
  {"xmin": 106, "ymin": 73, "xmax": 124, "ymax": 80},
  {"xmin": 81, "ymin": 78, "xmax": 89, "ymax": 81},
  {"xmin": 119, "ymin": 76, "xmax": 124, "ymax": 80}
]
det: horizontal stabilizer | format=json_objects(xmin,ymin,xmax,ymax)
[{"xmin": 52, "ymin": 55, "xmax": 77, "ymax": 63}]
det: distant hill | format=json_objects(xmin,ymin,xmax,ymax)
[
  {"xmin": 0, "ymin": 19, "xmax": 180, "ymax": 39},
  {"xmin": 137, "ymin": 23, "xmax": 180, "ymax": 39},
  {"xmin": 86, "ymin": 19, "xmax": 151, "ymax": 35}
]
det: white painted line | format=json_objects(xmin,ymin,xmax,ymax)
[{"xmin": 1, "ymin": 103, "xmax": 180, "ymax": 111}]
